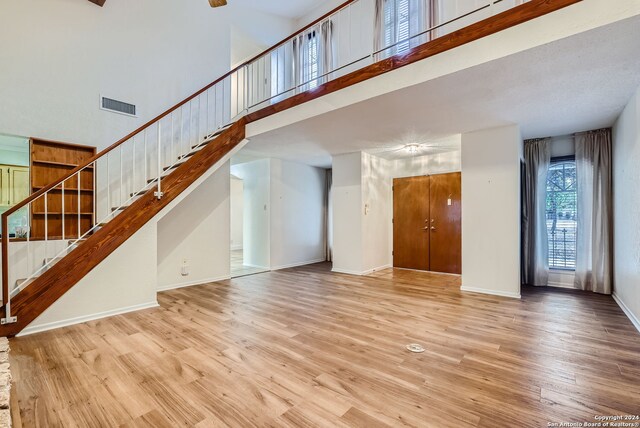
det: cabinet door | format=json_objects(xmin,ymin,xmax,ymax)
[
  {"xmin": 9, "ymin": 166, "xmax": 29, "ymax": 205},
  {"xmin": 0, "ymin": 167, "xmax": 9, "ymax": 207}
]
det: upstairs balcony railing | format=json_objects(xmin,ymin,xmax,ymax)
[{"xmin": 1, "ymin": 0, "xmax": 537, "ymax": 324}]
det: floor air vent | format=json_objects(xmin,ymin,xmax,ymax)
[{"xmin": 101, "ymin": 96, "xmax": 136, "ymax": 116}]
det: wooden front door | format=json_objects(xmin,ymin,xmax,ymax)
[
  {"xmin": 429, "ymin": 172, "xmax": 462, "ymax": 274},
  {"xmin": 393, "ymin": 173, "xmax": 462, "ymax": 274},
  {"xmin": 393, "ymin": 176, "xmax": 430, "ymax": 270}
]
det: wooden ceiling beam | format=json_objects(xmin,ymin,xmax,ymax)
[{"xmin": 88, "ymin": 0, "xmax": 106, "ymax": 7}]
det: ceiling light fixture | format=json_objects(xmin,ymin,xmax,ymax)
[{"xmin": 405, "ymin": 143, "xmax": 420, "ymax": 155}]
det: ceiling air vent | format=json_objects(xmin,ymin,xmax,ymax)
[{"xmin": 100, "ymin": 96, "xmax": 137, "ymax": 117}]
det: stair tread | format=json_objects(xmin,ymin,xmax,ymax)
[
  {"xmin": 163, "ymin": 159, "xmax": 188, "ymax": 172},
  {"xmin": 15, "ymin": 278, "xmax": 35, "ymax": 288},
  {"xmin": 178, "ymin": 150, "xmax": 198, "ymax": 161}
]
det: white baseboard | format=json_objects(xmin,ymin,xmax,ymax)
[
  {"xmin": 332, "ymin": 264, "xmax": 391, "ymax": 276},
  {"xmin": 157, "ymin": 275, "xmax": 231, "ymax": 292},
  {"xmin": 271, "ymin": 258, "xmax": 326, "ymax": 271},
  {"xmin": 613, "ymin": 293, "xmax": 640, "ymax": 334},
  {"xmin": 461, "ymin": 286, "xmax": 521, "ymax": 299},
  {"xmin": 18, "ymin": 301, "xmax": 160, "ymax": 337},
  {"xmin": 243, "ymin": 263, "xmax": 270, "ymax": 270},
  {"xmin": 331, "ymin": 267, "xmax": 364, "ymax": 276},
  {"xmin": 361, "ymin": 264, "xmax": 392, "ymax": 275}
]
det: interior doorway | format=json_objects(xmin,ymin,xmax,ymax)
[
  {"xmin": 392, "ymin": 172, "xmax": 462, "ymax": 274},
  {"xmin": 230, "ymin": 159, "xmax": 270, "ymax": 278}
]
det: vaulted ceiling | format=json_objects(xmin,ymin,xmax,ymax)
[
  {"xmin": 233, "ymin": 0, "xmax": 326, "ymax": 18},
  {"xmin": 86, "ymin": 0, "xmax": 326, "ymax": 18}
]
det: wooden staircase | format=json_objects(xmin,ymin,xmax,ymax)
[
  {"xmin": 0, "ymin": 119, "xmax": 246, "ymax": 336},
  {"xmin": 0, "ymin": 0, "xmax": 578, "ymax": 337}
]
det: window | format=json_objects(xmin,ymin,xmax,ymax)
[
  {"xmin": 306, "ymin": 30, "xmax": 320, "ymax": 89},
  {"xmin": 384, "ymin": 0, "xmax": 411, "ymax": 54},
  {"xmin": 546, "ymin": 157, "xmax": 577, "ymax": 270}
]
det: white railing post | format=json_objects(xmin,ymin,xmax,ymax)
[{"xmin": 154, "ymin": 121, "xmax": 164, "ymax": 199}]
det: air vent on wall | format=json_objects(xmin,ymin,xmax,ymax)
[{"xmin": 100, "ymin": 96, "xmax": 137, "ymax": 117}]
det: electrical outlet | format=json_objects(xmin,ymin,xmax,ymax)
[{"xmin": 181, "ymin": 259, "xmax": 189, "ymax": 276}]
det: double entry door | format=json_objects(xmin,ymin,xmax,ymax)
[{"xmin": 393, "ymin": 172, "xmax": 461, "ymax": 274}]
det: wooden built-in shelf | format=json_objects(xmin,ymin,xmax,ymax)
[
  {"xmin": 32, "ymin": 212, "xmax": 94, "ymax": 216},
  {"xmin": 30, "ymin": 138, "xmax": 97, "ymax": 240},
  {"xmin": 32, "ymin": 186, "xmax": 94, "ymax": 193},
  {"xmin": 32, "ymin": 160, "xmax": 94, "ymax": 169}
]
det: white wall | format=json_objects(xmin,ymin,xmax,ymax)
[
  {"xmin": 362, "ymin": 152, "xmax": 392, "ymax": 273},
  {"xmin": 295, "ymin": 0, "xmax": 345, "ymax": 29},
  {"xmin": 612, "ymin": 86, "xmax": 640, "ymax": 331},
  {"xmin": 231, "ymin": 159, "xmax": 270, "ymax": 269},
  {"xmin": 550, "ymin": 135, "xmax": 576, "ymax": 158},
  {"xmin": 0, "ymin": 134, "xmax": 30, "ymax": 166},
  {"xmin": 0, "ymin": 0, "xmax": 294, "ymax": 150},
  {"xmin": 157, "ymin": 162, "xmax": 231, "ymax": 291},
  {"xmin": 461, "ymin": 125, "xmax": 522, "ymax": 298},
  {"xmin": 389, "ymin": 150, "xmax": 461, "ymax": 178},
  {"xmin": 0, "ymin": 149, "xmax": 28, "ymax": 167},
  {"xmin": 270, "ymin": 158, "xmax": 326, "ymax": 269},
  {"xmin": 230, "ymin": 176, "xmax": 244, "ymax": 250},
  {"xmin": 332, "ymin": 152, "xmax": 364, "ymax": 274},
  {"xmin": 22, "ymin": 221, "xmax": 158, "ymax": 335}
]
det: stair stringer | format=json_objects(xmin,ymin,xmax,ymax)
[{"xmin": 0, "ymin": 120, "xmax": 248, "ymax": 337}]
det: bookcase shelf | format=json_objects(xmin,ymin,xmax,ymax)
[{"xmin": 30, "ymin": 138, "xmax": 97, "ymax": 240}]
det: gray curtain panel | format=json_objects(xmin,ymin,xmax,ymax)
[
  {"xmin": 575, "ymin": 129, "xmax": 613, "ymax": 294},
  {"xmin": 320, "ymin": 20, "xmax": 335, "ymax": 85},
  {"xmin": 374, "ymin": 0, "xmax": 385, "ymax": 55},
  {"xmin": 324, "ymin": 169, "xmax": 333, "ymax": 262},
  {"xmin": 523, "ymin": 138, "xmax": 551, "ymax": 286},
  {"xmin": 292, "ymin": 34, "xmax": 306, "ymax": 90}
]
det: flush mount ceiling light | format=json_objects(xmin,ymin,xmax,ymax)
[{"xmin": 405, "ymin": 143, "xmax": 421, "ymax": 155}]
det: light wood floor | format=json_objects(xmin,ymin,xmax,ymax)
[
  {"xmin": 9, "ymin": 263, "xmax": 640, "ymax": 427},
  {"xmin": 230, "ymin": 249, "xmax": 269, "ymax": 278}
]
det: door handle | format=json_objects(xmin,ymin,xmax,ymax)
[{"xmin": 431, "ymin": 227, "xmax": 436, "ymax": 231}]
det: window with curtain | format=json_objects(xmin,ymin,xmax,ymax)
[
  {"xmin": 306, "ymin": 30, "xmax": 320, "ymax": 89},
  {"xmin": 290, "ymin": 22, "xmax": 334, "ymax": 93},
  {"xmin": 377, "ymin": 0, "xmax": 435, "ymax": 57},
  {"xmin": 546, "ymin": 157, "xmax": 577, "ymax": 270},
  {"xmin": 385, "ymin": 0, "xmax": 411, "ymax": 53}
]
